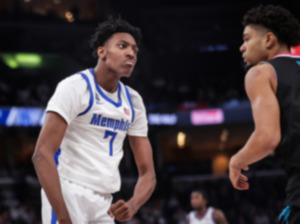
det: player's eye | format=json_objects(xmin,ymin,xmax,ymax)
[
  {"xmin": 118, "ymin": 44, "xmax": 126, "ymax": 49},
  {"xmin": 243, "ymin": 37, "xmax": 250, "ymax": 42},
  {"xmin": 133, "ymin": 48, "xmax": 138, "ymax": 54}
]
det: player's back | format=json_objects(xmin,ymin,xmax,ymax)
[{"xmin": 267, "ymin": 54, "xmax": 300, "ymax": 206}]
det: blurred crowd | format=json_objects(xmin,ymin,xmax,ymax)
[
  {"xmin": 0, "ymin": 59, "xmax": 246, "ymax": 112},
  {"xmin": 0, "ymin": 165, "xmax": 287, "ymax": 224},
  {"xmin": 0, "ymin": 129, "xmax": 288, "ymax": 224}
]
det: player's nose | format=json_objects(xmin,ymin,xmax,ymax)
[{"xmin": 240, "ymin": 43, "xmax": 246, "ymax": 53}]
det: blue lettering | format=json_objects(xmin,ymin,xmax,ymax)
[
  {"xmin": 107, "ymin": 118, "xmax": 115, "ymax": 128},
  {"xmin": 89, "ymin": 113, "xmax": 130, "ymax": 131},
  {"xmin": 124, "ymin": 121, "xmax": 130, "ymax": 131},
  {"xmin": 114, "ymin": 120, "xmax": 120, "ymax": 130},
  {"xmin": 119, "ymin": 119, "xmax": 125, "ymax": 130},
  {"xmin": 101, "ymin": 117, "xmax": 107, "ymax": 126},
  {"xmin": 90, "ymin": 114, "xmax": 102, "ymax": 125}
]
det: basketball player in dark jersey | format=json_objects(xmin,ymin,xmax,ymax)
[{"xmin": 228, "ymin": 5, "xmax": 300, "ymax": 223}]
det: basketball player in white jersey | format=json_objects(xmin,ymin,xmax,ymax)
[
  {"xmin": 32, "ymin": 18, "xmax": 156, "ymax": 224},
  {"xmin": 186, "ymin": 189, "xmax": 228, "ymax": 224}
]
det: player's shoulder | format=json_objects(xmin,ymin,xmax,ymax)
[
  {"xmin": 60, "ymin": 69, "xmax": 89, "ymax": 84},
  {"xmin": 212, "ymin": 207, "xmax": 227, "ymax": 222},
  {"xmin": 57, "ymin": 69, "xmax": 90, "ymax": 91},
  {"xmin": 122, "ymin": 83, "xmax": 139, "ymax": 95},
  {"xmin": 246, "ymin": 63, "xmax": 275, "ymax": 80},
  {"xmin": 121, "ymin": 83, "xmax": 144, "ymax": 102},
  {"xmin": 211, "ymin": 206, "xmax": 220, "ymax": 214}
]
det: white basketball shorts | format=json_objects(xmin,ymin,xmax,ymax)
[{"xmin": 41, "ymin": 177, "xmax": 114, "ymax": 224}]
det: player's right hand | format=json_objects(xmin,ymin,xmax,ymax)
[
  {"xmin": 108, "ymin": 199, "xmax": 138, "ymax": 222},
  {"xmin": 229, "ymin": 156, "xmax": 249, "ymax": 190}
]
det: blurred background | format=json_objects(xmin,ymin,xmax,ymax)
[{"xmin": 1, "ymin": 0, "xmax": 300, "ymax": 223}]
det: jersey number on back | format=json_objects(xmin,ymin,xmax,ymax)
[{"xmin": 104, "ymin": 130, "xmax": 117, "ymax": 156}]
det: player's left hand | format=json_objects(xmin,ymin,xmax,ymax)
[
  {"xmin": 108, "ymin": 199, "xmax": 138, "ymax": 222},
  {"xmin": 229, "ymin": 157, "xmax": 249, "ymax": 190}
]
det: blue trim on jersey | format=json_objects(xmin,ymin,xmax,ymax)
[
  {"xmin": 51, "ymin": 149, "xmax": 60, "ymax": 223},
  {"xmin": 78, "ymin": 73, "xmax": 94, "ymax": 116},
  {"xmin": 124, "ymin": 85, "xmax": 135, "ymax": 123},
  {"xmin": 51, "ymin": 209, "xmax": 57, "ymax": 224},
  {"xmin": 54, "ymin": 149, "xmax": 61, "ymax": 166},
  {"xmin": 89, "ymin": 68, "xmax": 122, "ymax": 108},
  {"xmin": 278, "ymin": 205, "xmax": 291, "ymax": 224}
]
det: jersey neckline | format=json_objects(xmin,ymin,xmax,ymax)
[
  {"xmin": 89, "ymin": 68, "xmax": 123, "ymax": 108},
  {"xmin": 274, "ymin": 53, "xmax": 300, "ymax": 58}
]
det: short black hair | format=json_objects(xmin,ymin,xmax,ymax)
[
  {"xmin": 90, "ymin": 18, "xmax": 142, "ymax": 57},
  {"xmin": 242, "ymin": 5, "xmax": 300, "ymax": 48},
  {"xmin": 192, "ymin": 189, "xmax": 208, "ymax": 200}
]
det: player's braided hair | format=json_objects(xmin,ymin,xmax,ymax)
[
  {"xmin": 243, "ymin": 5, "xmax": 300, "ymax": 48},
  {"xmin": 90, "ymin": 17, "xmax": 142, "ymax": 57}
]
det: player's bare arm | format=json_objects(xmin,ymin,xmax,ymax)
[
  {"xmin": 108, "ymin": 136, "xmax": 156, "ymax": 222},
  {"xmin": 32, "ymin": 112, "xmax": 71, "ymax": 223},
  {"xmin": 229, "ymin": 63, "xmax": 281, "ymax": 190},
  {"xmin": 213, "ymin": 208, "xmax": 228, "ymax": 224}
]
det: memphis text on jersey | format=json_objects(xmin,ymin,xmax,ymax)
[{"xmin": 90, "ymin": 113, "xmax": 131, "ymax": 131}]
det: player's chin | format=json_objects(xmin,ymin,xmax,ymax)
[{"xmin": 120, "ymin": 69, "xmax": 134, "ymax": 78}]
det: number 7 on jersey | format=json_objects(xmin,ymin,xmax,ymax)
[{"xmin": 104, "ymin": 130, "xmax": 117, "ymax": 156}]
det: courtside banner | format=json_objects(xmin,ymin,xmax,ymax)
[
  {"xmin": 0, "ymin": 107, "xmax": 45, "ymax": 127},
  {"xmin": 190, "ymin": 109, "xmax": 224, "ymax": 126},
  {"xmin": 0, "ymin": 105, "xmax": 252, "ymax": 127}
]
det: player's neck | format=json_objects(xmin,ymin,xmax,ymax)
[
  {"xmin": 93, "ymin": 65, "xmax": 119, "ymax": 93},
  {"xmin": 196, "ymin": 206, "xmax": 207, "ymax": 218},
  {"xmin": 270, "ymin": 44, "xmax": 290, "ymax": 59}
]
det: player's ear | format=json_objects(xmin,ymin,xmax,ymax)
[
  {"xmin": 97, "ymin": 47, "xmax": 106, "ymax": 60},
  {"xmin": 265, "ymin": 32, "xmax": 277, "ymax": 49}
]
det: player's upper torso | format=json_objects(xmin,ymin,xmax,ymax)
[
  {"xmin": 188, "ymin": 207, "xmax": 216, "ymax": 224},
  {"xmin": 46, "ymin": 68, "xmax": 148, "ymax": 194},
  {"xmin": 267, "ymin": 54, "xmax": 300, "ymax": 205}
]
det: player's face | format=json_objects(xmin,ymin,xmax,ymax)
[
  {"xmin": 102, "ymin": 32, "xmax": 138, "ymax": 78},
  {"xmin": 240, "ymin": 25, "xmax": 269, "ymax": 69},
  {"xmin": 190, "ymin": 192, "xmax": 206, "ymax": 210}
]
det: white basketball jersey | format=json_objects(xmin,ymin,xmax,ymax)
[
  {"xmin": 46, "ymin": 68, "xmax": 148, "ymax": 194},
  {"xmin": 188, "ymin": 207, "xmax": 216, "ymax": 224}
]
